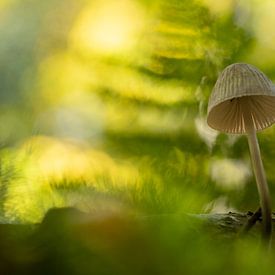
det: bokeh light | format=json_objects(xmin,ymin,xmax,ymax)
[
  {"xmin": 70, "ymin": 0, "xmax": 146, "ymax": 56},
  {"xmin": 1, "ymin": 0, "xmax": 275, "ymax": 273}
]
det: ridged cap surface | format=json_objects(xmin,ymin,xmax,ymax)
[{"xmin": 207, "ymin": 63, "xmax": 275, "ymax": 134}]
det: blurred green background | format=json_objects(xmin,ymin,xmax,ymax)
[{"xmin": 1, "ymin": 0, "xmax": 275, "ymax": 274}]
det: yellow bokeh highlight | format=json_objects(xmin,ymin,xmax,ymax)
[
  {"xmin": 70, "ymin": 0, "xmax": 146, "ymax": 55},
  {"xmin": 154, "ymin": 22, "xmax": 201, "ymax": 36},
  {"xmin": 105, "ymin": 102, "xmax": 192, "ymax": 134},
  {"xmin": 3, "ymin": 136, "xmax": 142, "ymax": 222},
  {"xmin": 38, "ymin": 53, "xmax": 91, "ymax": 106},
  {"xmin": 38, "ymin": 52, "xmax": 194, "ymax": 107},
  {"xmin": 0, "ymin": 0, "xmax": 12, "ymax": 11},
  {"xmin": 237, "ymin": 0, "xmax": 275, "ymax": 68},
  {"xmin": 252, "ymin": 0, "xmax": 275, "ymax": 49},
  {"xmin": 199, "ymin": 0, "xmax": 234, "ymax": 16},
  {"xmin": 18, "ymin": 136, "xmax": 139, "ymax": 185},
  {"xmin": 4, "ymin": 178, "xmax": 65, "ymax": 224},
  {"xmin": 147, "ymin": 20, "xmax": 209, "ymax": 60},
  {"xmin": 88, "ymin": 63, "xmax": 194, "ymax": 105}
]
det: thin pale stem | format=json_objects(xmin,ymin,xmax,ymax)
[
  {"xmin": 241, "ymin": 98, "xmax": 272, "ymax": 244},
  {"xmin": 246, "ymin": 128, "xmax": 272, "ymax": 243}
]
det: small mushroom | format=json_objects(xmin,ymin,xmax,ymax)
[{"xmin": 207, "ymin": 63, "xmax": 275, "ymax": 243}]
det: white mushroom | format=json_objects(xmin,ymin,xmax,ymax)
[{"xmin": 207, "ymin": 63, "xmax": 275, "ymax": 243}]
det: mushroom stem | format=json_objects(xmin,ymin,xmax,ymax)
[
  {"xmin": 246, "ymin": 129, "xmax": 272, "ymax": 241},
  {"xmin": 241, "ymin": 207, "xmax": 262, "ymax": 234},
  {"xmin": 243, "ymin": 109, "xmax": 272, "ymax": 243}
]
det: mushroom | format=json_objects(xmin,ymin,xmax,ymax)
[{"xmin": 207, "ymin": 63, "xmax": 275, "ymax": 243}]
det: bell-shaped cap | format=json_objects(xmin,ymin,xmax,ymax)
[{"xmin": 207, "ymin": 63, "xmax": 275, "ymax": 134}]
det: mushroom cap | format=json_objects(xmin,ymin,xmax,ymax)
[{"xmin": 207, "ymin": 63, "xmax": 275, "ymax": 134}]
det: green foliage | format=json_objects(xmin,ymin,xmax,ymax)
[{"xmin": 1, "ymin": 0, "xmax": 275, "ymax": 273}]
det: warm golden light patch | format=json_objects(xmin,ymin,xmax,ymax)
[
  {"xmin": 3, "ymin": 136, "xmax": 141, "ymax": 222},
  {"xmin": 237, "ymin": 0, "xmax": 275, "ymax": 67},
  {"xmin": 70, "ymin": 0, "xmax": 146, "ymax": 55},
  {"xmin": 154, "ymin": 22, "xmax": 200, "ymax": 36},
  {"xmin": 17, "ymin": 136, "xmax": 139, "ymax": 184},
  {"xmin": 252, "ymin": 0, "xmax": 275, "ymax": 49},
  {"xmin": 199, "ymin": 0, "xmax": 234, "ymax": 16},
  {"xmin": 38, "ymin": 53, "xmax": 91, "ymax": 105},
  {"xmin": 0, "ymin": 0, "xmax": 12, "ymax": 10},
  {"xmin": 88, "ymin": 63, "xmax": 194, "ymax": 105}
]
